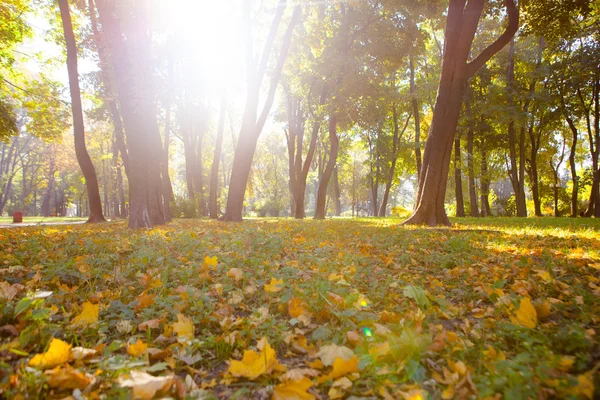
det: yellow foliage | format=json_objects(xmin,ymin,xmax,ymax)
[
  {"xmin": 29, "ymin": 338, "xmax": 72, "ymax": 369},
  {"xmin": 228, "ymin": 338, "xmax": 278, "ymax": 380},
  {"xmin": 272, "ymin": 378, "xmax": 315, "ymax": 400},
  {"xmin": 264, "ymin": 278, "xmax": 284, "ymax": 293},
  {"xmin": 127, "ymin": 339, "xmax": 148, "ymax": 357},
  {"xmin": 71, "ymin": 302, "xmax": 99, "ymax": 326},
  {"xmin": 173, "ymin": 313, "xmax": 194, "ymax": 343}
]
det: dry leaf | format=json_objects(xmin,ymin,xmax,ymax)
[
  {"xmin": 118, "ymin": 371, "xmax": 174, "ymax": 400},
  {"xmin": 45, "ymin": 364, "xmax": 91, "ymax": 390},
  {"xmin": 127, "ymin": 339, "xmax": 148, "ymax": 357},
  {"xmin": 173, "ymin": 314, "xmax": 194, "ymax": 343},
  {"xmin": 272, "ymin": 377, "xmax": 315, "ymax": 400},
  {"xmin": 29, "ymin": 338, "xmax": 72, "ymax": 369},
  {"xmin": 72, "ymin": 302, "xmax": 99, "ymax": 326}
]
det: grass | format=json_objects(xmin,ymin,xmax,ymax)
[
  {"xmin": 0, "ymin": 216, "xmax": 87, "ymax": 224},
  {"xmin": 0, "ymin": 217, "xmax": 598, "ymax": 399}
]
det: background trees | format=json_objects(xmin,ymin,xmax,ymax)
[{"xmin": 1, "ymin": 0, "xmax": 599, "ymax": 224}]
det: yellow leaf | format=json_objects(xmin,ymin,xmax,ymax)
[
  {"xmin": 513, "ymin": 297, "xmax": 538, "ymax": 329},
  {"xmin": 204, "ymin": 256, "xmax": 218, "ymax": 268},
  {"xmin": 118, "ymin": 371, "xmax": 174, "ymax": 400},
  {"xmin": 288, "ymin": 297, "xmax": 311, "ymax": 319},
  {"xmin": 173, "ymin": 314, "xmax": 194, "ymax": 343},
  {"xmin": 569, "ymin": 373, "xmax": 595, "ymax": 399},
  {"xmin": 330, "ymin": 355, "xmax": 359, "ymax": 379},
  {"xmin": 45, "ymin": 364, "xmax": 91, "ymax": 390},
  {"xmin": 29, "ymin": 338, "xmax": 72, "ymax": 369},
  {"xmin": 228, "ymin": 338, "xmax": 278, "ymax": 380},
  {"xmin": 264, "ymin": 278, "xmax": 284, "ymax": 293},
  {"xmin": 72, "ymin": 302, "xmax": 99, "ymax": 326},
  {"xmin": 127, "ymin": 339, "xmax": 148, "ymax": 357},
  {"xmin": 368, "ymin": 341, "xmax": 391, "ymax": 359},
  {"xmin": 272, "ymin": 378, "xmax": 315, "ymax": 400}
]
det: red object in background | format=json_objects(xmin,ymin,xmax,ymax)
[{"xmin": 13, "ymin": 212, "xmax": 23, "ymax": 223}]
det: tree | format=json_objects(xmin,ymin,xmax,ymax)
[
  {"xmin": 404, "ymin": 0, "xmax": 518, "ymax": 226},
  {"xmin": 58, "ymin": 0, "xmax": 105, "ymax": 223},
  {"xmin": 209, "ymin": 96, "xmax": 226, "ymax": 219},
  {"xmin": 221, "ymin": 1, "xmax": 300, "ymax": 221},
  {"xmin": 96, "ymin": 0, "xmax": 168, "ymax": 228}
]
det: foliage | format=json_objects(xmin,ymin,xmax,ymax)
[{"xmin": 0, "ymin": 218, "xmax": 598, "ymax": 398}]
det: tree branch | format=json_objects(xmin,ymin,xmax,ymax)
[{"xmin": 466, "ymin": 0, "xmax": 519, "ymax": 78}]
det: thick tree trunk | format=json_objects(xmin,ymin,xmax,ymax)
[
  {"xmin": 465, "ymin": 88, "xmax": 479, "ymax": 217},
  {"xmin": 210, "ymin": 97, "xmax": 226, "ymax": 219},
  {"xmin": 59, "ymin": 0, "xmax": 105, "ymax": 223},
  {"xmin": 565, "ymin": 115, "xmax": 579, "ymax": 217},
  {"xmin": 161, "ymin": 59, "xmax": 174, "ymax": 222},
  {"xmin": 403, "ymin": 0, "xmax": 518, "ymax": 226},
  {"xmin": 96, "ymin": 0, "xmax": 166, "ymax": 229},
  {"xmin": 315, "ymin": 116, "xmax": 339, "ymax": 219},
  {"xmin": 454, "ymin": 130, "xmax": 465, "ymax": 217}
]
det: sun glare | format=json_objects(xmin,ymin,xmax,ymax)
[{"xmin": 153, "ymin": 0, "xmax": 245, "ymax": 101}]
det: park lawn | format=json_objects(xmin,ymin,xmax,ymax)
[
  {"xmin": 0, "ymin": 218, "xmax": 598, "ymax": 399},
  {"xmin": 0, "ymin": 216, "xmax": 87, "ymax": 224}
]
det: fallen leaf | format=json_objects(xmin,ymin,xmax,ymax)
[
  {"xmin": 228, "ymin": 337, "xmax": 278, "ymax": 380},
  {"xmin": 264, "ymin": 278, "xmax": 284, "ymax": 293},
  {"xmin": 127, "ymin": 339, "xmax": 148, "ymax": 357},
  {"xmin": 45, "ymin": 364, "xmax": 91, "ymax": 390},
  {"xmin": 512, "ymin": 297, "xmax": 537, "ymax": 329},
  {"xmin": 29, "ymin": 338, "xmax": 72, "ymax": 369},
  {"xmin": 227, "ymin": 268, "xmax": 244, "ymax": 281},
  {"xmin": 118, "ymin": 371, "xmax": 174, "ymax": 400},
  {"xmin": 72, "ymin": 302, "xmax": 99, "ymax": 326},
  {"xmin": 173, "ymin": 314, "xmax": 194, "ymax": 343},
  {"xmin": 272, "ymin": 377, "xmax": 315, "ymax": 400},
  {"xmin": 316, "ymin": 344, "xmax": 354, "ymax": 366},
  {"xmin": 330, "ymin": 355, "xmax": 359, "ymax": 379},
  {"xmin": 204, "ymin": 256, "xmax": 218, "ymax": 268}
]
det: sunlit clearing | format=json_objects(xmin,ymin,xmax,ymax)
[{"xmin": 152, "ymin": 0, "xmax": 245, "ymax": 100}]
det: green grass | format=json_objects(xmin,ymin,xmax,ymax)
[
  {"xmin": 0, "ymin": 216, "xmax": 87, "ymax": 224},
  {"xmin": 0, "ymin": 217, "xmax": 598, "ymax": 399}
]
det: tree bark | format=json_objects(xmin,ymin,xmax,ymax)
[
  {"xmin": 315, "ymin": 115, "xmax": 339, "ymax": 219},
  {"xmin": 465, "ymin": 87, "xmax": 479, "ymax": 217},
  {"xmin": 454, "ymin": 130, "xmax": 465, "ymax": 217},
  {"xmin": 221, "ymin": 3, "xmax": 300, "ymax": 221},
  {"xmin": 506, "ymin": 38, "xmax": 527, "ymax": 217},
  {"xmin": 210, "ymin": 96, "xmax": 227, "ymax": 219},
  {"xmin": 333, "ymin": 165, "xmax": 342, "ymax": 216},
  {"xmin": 480, "ymin": 143, "xmax": 491, "ymax": 216},
  {"xmin": 562, "ymin": 97, "xmax": 579, "ymax": 217},
  {"xmin": 410, "ymin": 54, "xmax": 422, "ymax": 183},
  {"xmin": 380, "ymin": 108, "xmax": 411, "ymax": 217},
  {"xmin": 403, "ymin": 0, "xmax": 518, "ymax": 226},
  {"xmin": 96, "ymin": 0, "xmax": 166, "ymax": 228},
  {"xmin": 59, "ymin": 0, "xmax": 105, "ymax": 223}
]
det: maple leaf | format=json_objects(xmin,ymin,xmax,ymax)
[
  {"xmin": 330, "ymin": 355, "xmax": 359, "ymax": 379},
  {"xmin": 118, "ymin": 371, "xmax": 174, "ymax": 400},
  {"xmin": 45, "ymin": 364, "xmax": 91, "ymax": 390},
  {"xmin": 264, "ymin": 278, "xmax": 284, "ymax": 293},
  {"xmin": 228, "ymin": 337, "xmax": 278, "ymax": 380},
  {"xmin": 288, "ymin": 297, "xmax": 312, "ymax": 319},
  {"xmin": 136, "ymin": 293, "xmax": 155, "ymax": 310},
  {"xmin": 127, "ymin": 339, "xmax": 148, "ymax": 357},
  {"xmin": 71, "ymin": 301, "xmax": 99, "ymax": 326},
  {"xmin": 316, "ymin": 344, "xmax": 354, "ymax": 366},
  {"xmin": 272, "ymin": 377, "xmax": 315, "ymax": 400},
  {"xmin": 173, "ymin": 314, "xmax": 194, "ymax": 343},
  {"xmin": 29, "ymin": 338, "xmax": 72, "ymax": 369},
  {"xmin": 204, "ymin": 256, "xmax": 218, "ymax": 268},
  {"xmin": 512, "ymin": 297, "xmax": 538, "ymax": 329}
]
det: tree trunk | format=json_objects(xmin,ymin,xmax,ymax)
[
  {"xmin": 465, "ymin": 87, "xmax": 479, "ymax": 217},
  {"xmin": 333, "ymin": 165, "xmax": 342, "ymax": 216},
  {"xmin": 454, "ymin": 130, "xmax": 465, "ymax": 217},
  {"xmin": 403, "ymin": 0, "xmax": 518, "ymax": 226},
  {"xmin": 410, "ymin": 54, "xmax": 422, "ymax": 183},
  {"xmin": 480, "ymin": 144, "xmax": 491, "ymax": 216},
  {"xmin": 210, "ymin": 97, "xmax": 227, "ymax": 219},
  {"xmin": 59, "ymin": 0, "xmax": 105, "ymax": 223},
  {"xmin": 315, "ymin": 115, "xmax": 339, "ymax": 219},
  {"xmin": 221, "ymin": 3, "xmax": 300, "ymax": 221},
  {"xmin": 96, "ymin": 0, "xmax": 166, "ymax": 228},
  {"xmin": 506, "ymin": 38, "xmax": 527, "ymax": 217},
  {"xmin": 161, "ymin": 57, "xmax": 174, "ymax": 222}
]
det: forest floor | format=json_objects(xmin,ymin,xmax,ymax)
[{"xmin": 0, "ymin": 217, "xmax": 598, "ymax": 399}]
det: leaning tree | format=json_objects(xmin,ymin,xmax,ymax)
[{"xmin": 403, "ymin": 0, "xmax": 518, "ymax": 226}]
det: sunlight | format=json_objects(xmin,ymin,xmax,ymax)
[{"xmin": 153, "ymin": 0, "xmax": 245, "ymax": 99}]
